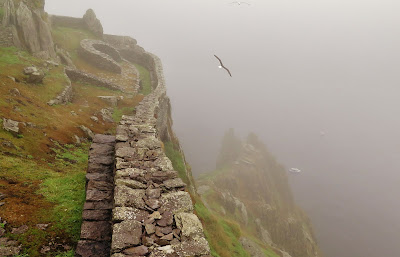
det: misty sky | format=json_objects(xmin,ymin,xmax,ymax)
[{"xmin": 46, "ymin": 1, "xmax": 400, "ymax": 256}]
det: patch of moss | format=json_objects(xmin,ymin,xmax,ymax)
[
  {"xmin": 194, "ymin": 200, "xmax": 251, "ymax": 257},
  {"xmin": 38, "ymin": 171, "xmax": 86, "ymax": 242},
  {"xmin": 52, "ymin": 27, "xmax": 97, "ymax": 53},
  {"xmin": 112, "ymin": 106, "xmax": 135, "ymax": 123},
  {"xmin": 163, "ymin": 141, "xmax": 189, "ymax": 185},
  {"xmin": 133, "ymin": 63, "xmax": 152, "ymax": 95}
]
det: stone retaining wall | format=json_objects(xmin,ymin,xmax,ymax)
[
  {"xmin": 110, "ymin": 54, "xmax": 210, "ymax": 256},
  {"xmin": 47, "ymin": 69, "xmax": 73, "ymax": 105},
  {"xmin": 65, "ymin": 68, "xmax": 121, "ymax": 91},
  {"xmin": 78, "ymin": 39, "xmax": 122, "ymax": 74},
  {"xmin": 50, "ymin": 15, "xmax": 85, "ymax": 29},
  {"xmin": 103, "ymin": 35, "xmax": 158, "ymax": 90},
  {"xmin": 76, "ymin": 135, "xmax": 116, "ymax": 257}
]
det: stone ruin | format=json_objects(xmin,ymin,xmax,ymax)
[{"xmin": 79, "ymin": 39, "xmax": 122, "ymax": 74}]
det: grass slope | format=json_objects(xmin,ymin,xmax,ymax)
[{"xmin": 0, "ymin": 30, "xmax": 144, "ymax": 255}]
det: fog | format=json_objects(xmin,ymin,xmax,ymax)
[{"xmin": 46, "ymin": 1, "xmax": 400, "ymax": 256}]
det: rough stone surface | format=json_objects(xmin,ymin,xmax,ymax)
[
  {"xmin": 109, "ymin": 52, "xmax": 209, "ymax": 256},
  {"xmin": 76, "ymin": 240, "xmax": 110, "ymax": 257},
  {"xmin": 76, "ymin": 135, "xmax": 115, "ymax": 257},
  {"xmin": 79, "ymin": 125, "xmax": 95, "ymax": 140},
  {"xmin": 83, "ymin": 9, "xmax": 103, "ymax": 37},
  {"xmin": 239, "ymin": 237, "xmax": 265, "ymax": 257},
  {"xmin": 47, "ymin": 69, "xmax": 73, "ymax": 105},
  {"xmin": 2, "ymin": 118, "xmax": 19, "ymax": 134},
  {"xmin": 112, "ymin": 220, "xmax": 142, "ymax": 251}
]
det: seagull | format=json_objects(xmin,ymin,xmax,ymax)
[
  {"xmin": 214, "ymin": 55, "xmax": 232, "ymax": 77},
  {"xmin": 230, "ymin": 1, "xmax": 251, "ymax": 6}
]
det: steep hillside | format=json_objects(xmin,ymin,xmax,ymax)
[
  {"xmin": 196, "ymin": 130, "xmax": 322, "ymax": 257},
  {"xmin": 0, "ymin": 2, "xmax": 144, "ymax": 255}
]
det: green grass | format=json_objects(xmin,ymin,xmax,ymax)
[
  {"xmin": 0, "ymin": 47, "xmax": 39, "ymax": 69},
  {"xmin": 194, "ymin": 200, "xmax": 251, "ymax": 257},
  {"xmin": 133, "ymin": 63, "xmax": 152, "ymax": 95},
  {"xmin": 55, "ymin": 250, "xmax": 75, "ymax": 257},
  {"xmin": 0, "ymin": 155, "xmax": 53, "ymax": 181},
  {"xmin": 112, "ymin": 106, "xmax": 135, "ymax": 123},
  {"xmin": 263, "ymin": 249, "xmax": 280, "ymax": 257},
  {"xmin": 38, "ymin": 171, "xmax": 86, "ymax": 242},
  {"xmin": 0, "ymin": 47, "xmax": 23, "ymax": 67},
  {"xmin": 163, "ymin": 141, "xmax": 189, "ymax": 184},
  {"xmin": 52, "ymin": 27, "xmax": 97, "ymax": 53},
  {"xmin": 51, "ymin": 142, "xmax": 90, "ymax": 166}
]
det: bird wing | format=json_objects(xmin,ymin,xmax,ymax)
[
  {"xmin": 214, "ymin": 55, "xmax": 223, "ymax": 66},
  {"xmin": 223, "ymin": 66, "xmax": 232, "ymax": 77}
]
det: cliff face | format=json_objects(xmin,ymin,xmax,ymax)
[
  {"xmin": 197, "ymin": 131, "xmax": 322, "ymax": 257},
  {"xmin": 0, "ymin": 0, "xmax": 56, "ymax": 58}
]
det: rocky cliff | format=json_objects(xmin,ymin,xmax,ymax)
[{"xmin": 197, "ymin": 131, "xmax": 322, "ymax": 257}]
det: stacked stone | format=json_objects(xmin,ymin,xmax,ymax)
[
  {"xmin": 76, "ymin": 135, "xmax": 116, "ymax": 257},
  {"xmin": 65, "ymin": 68, "xmax": 122, "ymax": 91},
  {"xmin": 79, "ymin": 39, "xmax": 122, "ymax": 74},
  {"xmin": 47, "ymin": 68, "xmax": 73, "ymax": 105},
  {"xmin": 110, "ymin": 53, "xmax": 210, "ymax": 256}
]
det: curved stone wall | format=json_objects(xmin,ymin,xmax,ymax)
[
  {"xmin": 79, "ymin": 39, "xmax": 122, "ymax": 74},
  {"xmin": 47, "ymin": 68, "xmax": 73, "ymax": 105},
  {"xmin": 65, "ymin": 68, "xmax": 122, "ymax": 91},
  {"xmin": 103, "ymin": 34, "xmax": 158, "ymax": 89}
]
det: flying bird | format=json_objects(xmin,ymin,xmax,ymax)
[{"xmin": 214, "ymin": 55, "xmax": 232, "ymax": 77}]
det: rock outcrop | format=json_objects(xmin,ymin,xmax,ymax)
[
  {"xmin": 2, "ymin": 118, "xmax": 19, "ymax": 134},
  {"xmin": 1, "ymin": 0, "xmax": 56, "ymax": 58},
  {"xmin": 197, "ymin": 133, "xmax": 322, "ymax": 257},
  {"xmin": 82, "ymin": 9, "xmax": 103, "ymax": 38}
]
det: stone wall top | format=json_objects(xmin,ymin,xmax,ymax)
[{"xmin": 110, "ymin": 53, "xmax": 210, "ymax": 256}]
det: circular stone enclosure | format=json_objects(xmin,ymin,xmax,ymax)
[{"xmin": 79, "ymin": 39, "xmax": 122, "ymax": 74}]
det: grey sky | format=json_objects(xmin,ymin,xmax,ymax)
[{"xmin": 46, "ymin": 1, "xmax": 400, "ymax": 256}]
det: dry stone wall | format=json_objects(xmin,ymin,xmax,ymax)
[
  {"xmin": 78, "ymin": 39, "xmax": 122, "ymax": 74},
  {"xmin": 103, "ymin": 34, "xmax": 158, "ymax": 90},
  {"xmin": 47, "ymin": 68, "xmax": 73, "ymax": 105},
  {"xmin": 110, "ymin": 54, "xmax": 211, "ymax": 256},
  {"xmin": 65, "ymin": 68, "xmax": 121, "ymax": 91},
  {"xmin": 76, "ymin": 134, "xmax": 116, "ymax": 257}
]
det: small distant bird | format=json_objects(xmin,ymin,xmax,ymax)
[
  {"xmin": 214, "ymin": 55, "xmax": 232, "ymax": 77},
  {"xmin": 230, "ymin": 1, "xmax": 251, "ymax": 6}
]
